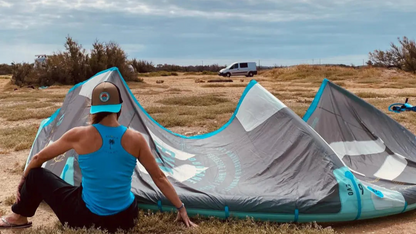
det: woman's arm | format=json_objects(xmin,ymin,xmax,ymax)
[
  {"xmin": 136, "ymin": 135, "xmax": 183, "ymax": 208},
  {"xmin": 135, "ymin": 133, "xmax": 197, "ymax": 227},
  {"xmin": 23, "ymin": 128, "xmax": 78, "ymax": 179},
  {"xmin": 15, "ymin": 128, "xmax": 79, "ymax": 203}
]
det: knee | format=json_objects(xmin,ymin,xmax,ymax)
[{"xmin": 26, "ymin": 167, "xmax": 47, "ymax": 180}]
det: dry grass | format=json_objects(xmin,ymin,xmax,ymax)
[
  {"xmin": 185, "ymin": 71, "xmax": 218, "ymax": 76},
  {"xmin": 262, "ymin": 65, "xmax": 379, "ymax": 81},
  {"xmin": 0, "ymin": 106, "xmax": 58, "ymax": 121},
  {"xmin": 151, "ymin": 94, "xmax": 234, "ymax": 129},
  {"xmin": 0, "ymin": 91, "xmax": 66, "ymax": 101},
  {"xmin": 201, "ymin": 83, "xmax": 247, "ymax": 88},
  {"xmin": 272, "ymin": 91, "xmax": 316, "ymax": 101},
  {"xmin": 396, "ymin": 92, "xmax": 416, "ymax": 98},
  {"xmin": 167, "ymin": 87, "xmax": 190, "ymax": 94},
  {"xmin": 272, "ymin": 86, "xmax": 317, "ymax": 93},
  {"xmin": 0, "ymin": 90, "xmax": 62, "ymax": 121},
  {"xmin": 134, "ymin": 89, "xmax": 164, "ymax": 95},
  {"xmin": 4, "ymin": 195, "xmax": 16, "ymax": 206},
  {"xmin": 157, "ymin": 94, "xmax": 230, "ymax": 106},
  {"xmin": 0, "ymin": 125, "xmax": 39, "ymax": 151},
  {"xmin": 125, "ymin": 81, "xmax": 152, "ymax": 89},
  {"xmin": 355, "ymin": 92, "xmax": 389, "ymax": 98},
  {"xmin": 138, "ymin": 71, "xmax": 179, "ymax": 77},
  {"xmin": 333, "ymin": 81, "xmax": 346, "ymax": 87},
  {"xmin": 262, "ymin": 65, "xmax": 416, "ymax": 88},
  {"xmin": 21, "ymin": 211, "xmax": 337, "ymax": 234},
  {"xmin": 272, "ymin": 92, "xmax": 295, "ymax": 100},
  {"xmin": 5, "ymin": 102, "xmax": 53, "ymax": 110},
  {"xmin": 0, "ymin": 208, "xmax": 5, "ymax": 216},
  {"xmin": 147, "ymin": 102, "xmax": 237, "ymax": 128},
  {"xmin": 8, "ymin": 162, "xmax": 25, "ymax": 174}
]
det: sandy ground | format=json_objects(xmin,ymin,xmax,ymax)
[{"xmin": 1, "ymin": 73, "xmax": 416, "ymax": 234}]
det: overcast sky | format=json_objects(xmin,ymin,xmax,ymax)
[{"xmin": 1, "ymin": 0, "xmax": 415, "ymax": 66}]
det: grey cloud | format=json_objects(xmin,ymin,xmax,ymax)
[{"xmin": 0, "ymin": 0, "xmax": 415, "ymax": 65}]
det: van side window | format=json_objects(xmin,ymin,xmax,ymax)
[
  {"xmin": 231, "ymin": 64, "xmax": 238, "ymax": 69},
  {"xmin": 240, "ymin": 63, "xmax": 248, "ymax": 68}
]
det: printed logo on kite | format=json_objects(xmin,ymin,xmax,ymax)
[{"xmin": 99, "ymin": 92, "xmax": 110, "ymax": 102}]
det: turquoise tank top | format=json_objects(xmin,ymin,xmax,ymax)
[{"xmin": 78, "ymin": 123, "xmax": 136, "ymax": 216}]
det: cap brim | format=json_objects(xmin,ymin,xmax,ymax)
[{"xmin": 90, "ymin": 104, "xmax": 122, "ymax": 114}]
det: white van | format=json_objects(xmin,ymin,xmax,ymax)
[{"xmin": 218, "ymin": 62, "xmax": 257, "ymax": 77}]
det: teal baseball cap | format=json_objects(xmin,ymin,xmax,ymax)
[{"xmin": 90, "ymin": 81, "xmax": 123, "ymax": 114}]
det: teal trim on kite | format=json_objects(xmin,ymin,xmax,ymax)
[
  {"xmin": 344, "ymin": 171, "xmax": 362, "ymax": 220},
  {"xmin": 60, "ymin": 157, "xmax": 75, "ymax": 186},
  {"xmin": 157, "ymin": 200, "xmax": 163, "ymax": 212},
  {"xmin": 44, "ymin": 108, "xmax": 61, "ymax": 127},
  {"xmin": 294, "ymin": 209, "xmax": 299, "ymax": 222},
  {"xmin": 225, "ymin": 206, "xmax": 230, "ymax": 219},
  {"xmin": 303, "ymin": 78, "xmax": 328, "ymax": 122},
  {"xmin": 137, "ymin": 204, "xmax": 295, "ymax": 222},
  {"xmin": 402, "ymin": 202, "xmax": 408, "ymax": 213}
]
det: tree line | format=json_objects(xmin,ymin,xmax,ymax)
[{"xmin": 6, "ymin": 35, "xmax": 416, "ymax": 86}]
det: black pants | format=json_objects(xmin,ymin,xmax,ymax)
[{"xmin": 12, "ymin": 168, "xmax": 138, "ymax": 233}]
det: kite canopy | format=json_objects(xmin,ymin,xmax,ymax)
[{"xmin": 26, "ymin": 68, "xmax": 416, "ymax": 223}]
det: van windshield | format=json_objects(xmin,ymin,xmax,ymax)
[{"xmin": 227, "ymin": 64, "xmax": 238, "ymax": 69}]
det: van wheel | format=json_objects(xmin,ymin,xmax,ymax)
[
  {"xmin": 248, "ymin": 72, "xmax": 253, "ymax": 77},
  {"xmin": 226, "ymin": 73, "xmax": 231, "ymax": 77}
]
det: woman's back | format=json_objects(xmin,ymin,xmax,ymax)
[{"xmin": 77, "ymin": 123, "xmax": 137, "ymax": 216}]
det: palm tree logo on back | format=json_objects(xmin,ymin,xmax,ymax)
[{"xmin": 109, "ymin": 139, "xmax": 115, "ymax": 149}]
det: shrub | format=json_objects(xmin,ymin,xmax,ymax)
[
  {"xmin": 369, "ymin": 36, "xmax": 416, "ymax": 73},
  {"xmin": 11, "ymin": 36, "xmax": 139, "ymax": 87},
  {"xmin": 131, "ymin": 59, "xmax": 155, "ymax": 73},
  {"xmin": 0, "ymin": 63, "xmax": 12, "ymax": 75},
  {"xmin": 10, "ymin": 63, "xmax": 37, "ymax": 86}
]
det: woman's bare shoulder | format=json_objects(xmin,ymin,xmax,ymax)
[
  {"xmin": 65, "ymin": 126, "xmax": 96, "ymax": 138},
  {"xmin": 125, "ymin": 128, "xmax": 146, "ymax": 142}
]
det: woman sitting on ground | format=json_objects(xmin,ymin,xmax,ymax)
[{"xmin": 0, "ymin": 81, "xmax": 197, "ymax": 232}]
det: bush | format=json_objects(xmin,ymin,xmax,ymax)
[
  {"xmin": 368, "ymin": 36, "xmax": 416, "ymax": 73},
  {"xmin": 131, "ymin": 59, "xmax": 155, "ymax": 73},
  {"xmin": 11, "ymin": 36, "xmax": 140, "ymax": 87},
  {"xmin": 0, "ymin": 63, "xmax": 12, "ymax": 75},
  {"xmin": 10, "ymin": 63, "xmax": 37, "ymax": 86}
]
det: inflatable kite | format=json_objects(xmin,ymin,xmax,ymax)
[{"xmin": 26, "ymin": 68, "xmax": 416, "ymax": 223}]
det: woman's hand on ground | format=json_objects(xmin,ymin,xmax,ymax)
[
  {"xmin": 16, "ymin": 176, "xmax": 25, "ymax": 203},
  {"xmin": 175, "ymin": 207, "xmax": 198, "ymax": 228}
]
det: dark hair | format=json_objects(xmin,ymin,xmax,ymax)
[{"xmin": 91, "ymin": 111, "xmax": 121, "ymax": 124}]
